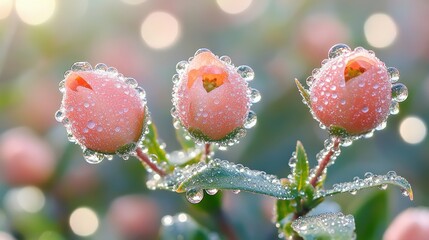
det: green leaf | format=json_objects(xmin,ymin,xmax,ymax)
[
  {"xmin": 291, "ymin": 212, "xmax": 356, "ymax": 240},
  {"xmin": 353, "ymin": 191, "xmax": 388, "ymax": 240},
  {"xmin": 149, "ymin": 159, "xmax": 298, "ymax": 199},
  {"xmin": 295, "ymin": 78, "xmax": 311, "ymax": 106},
  {"xmin": 276, "ymin": 199, "xmax": 297, "ymax": 238},
  {"xmin": 142, "ymin": 123, "xmax": 169, "ymax": 164},
  {"xmin": 314, "ymin": 171, "xmax": 413, "ymax": 201},
  {"xmin": 294, "ymin": 141, "xmax": 309, "ymax": 192},
  {"xmin": 160, "ymin": 213, "xmax": 220, "ymax": 240},
  {"xmin": 175, "ymin": 124, "xmax": 197, "ymax": 151}
]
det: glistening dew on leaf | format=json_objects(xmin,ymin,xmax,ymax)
[
  {"xmin": 56, "ymin": 62, "xmax": 148, "ymax": 163},
  {"xmin": 171, "ymin": 48, "xmax": 260, "ymax": 147},
  {"xmin": 302, "ymin": 44, "xmax": 407, "ymax": 137}
]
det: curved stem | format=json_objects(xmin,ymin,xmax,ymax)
[
  {"xmin": 135, "ymin": 147, "xmax": 166, "ymax": 177},
  {"xmin": 309, "ymin": 138, "xmax": 341, "ymax": 187}
]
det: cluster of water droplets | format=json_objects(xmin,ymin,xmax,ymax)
[
  {"xmin": 55, "ymin": 62, "xmax": 149, "ymax": 164},
  {"xmin": 314, "ymin": 170, "xmax": 413, "ymax": 200},
  {"xmin": 146, "ymin": 158, "xmax": 295, "ymax": 204},
  {"xmin": 171, "ymin": 48, "xmax": 260, "ymax": 150},
  {"xmin": 303, "ymin": 44, "xmax": 408, "ymax": 143},
  {"xmin": 291, "ymin": 212, "xmax": 356, "ymax": 240}
]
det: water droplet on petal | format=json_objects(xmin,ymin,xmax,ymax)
[
  {"xmin": 205, "ymin": 189, "xmax": 218, "ymax": 195},
  {"xmin": 125, "ymin": 78, "xmax": 138, "ymax": 88},
  {"xmin": 249, "ymin": 88, "xmax": 261, "ymax": 103},
  {"xmin": 288, "ymin": 157, "xmax": 297, "ymax": 167},
  {"xmin": 244, "ymin": 111, "xmax": 257, "ymax": 129},
  {"xmin": 172, "ymin": 74, "xmax": 180, "ymax": 84},
  {"xmin": 71, "ymin": 62, "xmax": 92, "ymax": 72},
  {"xmin": 87, "ymin": 121, "xmax": 96, "ymax": 129},
  {"xmin": 194, "ymin": 48, "xmax": 211, "ymax": 56},
  {"xmin": 176, "ymin": 61, "xmax": 188, "ymax": 74},
  {"xmin": 328, "ymin": 44, "xmax": 351, "ymax": 59},
  {"xmin": 94, "ymin": 63, "xmax": 108, "ymax": 71},
  {"xmin": 186, "ymin": 189, "xmax": 204, "ymax": 204},
  {"xmin": 55, "ymin": 110, "xmax": 65, "ymax": 122},
  {"xmin": 391, "ymin": 83, "xmax": 408, "ymax": 102},
  {"xmin": 83, "ymin": 149, "xmax": 104, "ymax": 164},
  {"xmin": 236, "ymin": 65, "xmax": 254, "ymax": 81},
  {"xmin": 59, "ymin": 80, "xmax": 66, "ymax": 93},
  {"xmin": 376, "ymin": 121, "xmax": 387, "ymax": 131},
  {"xmin": 387, "ymin": 67, "xmax": 400, "ymax": 83},
  {"xmin": 220, "ymin": 55, "xmax": 232, "ymax": 64},
  {"xmin": 306, "ymin": 76, "xmax": 314, "ymax": 87},
  {"xmin": 361, "ymin": 106, "xmax": 369, "ymax": 113},
  {"xmin": 389, "ymin": 101, "xmax": 400, "ymax": 115}
]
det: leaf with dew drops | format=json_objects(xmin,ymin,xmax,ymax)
[
  {"xmin": 294, "ymin": 141, "xmax": 310, "ymax": 192},
  {"xmin": 291, "ymin": 212, "xmax": 356, "ymax": 240},
  {"xmin": 314, "ymin": 171, "xmax": 413, "ymax": 200},
  {"xmin": 295, "ymin": 78, "xmax": 311, "ymax": 106},
  {"xmin": 174, "ymin": 159, "xmax": 298, "ymax": 199},
  {"xmin": 160, "ymin": 213, "xmax": 220, "ymax": 240},
  {"xmin": 142, "ymin": 123, "xmax": 170, "ymax": 166}
]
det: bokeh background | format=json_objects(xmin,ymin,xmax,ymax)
[{"xmin": 0, "ymin": 0, "xmax": 428, "ymax": 239}]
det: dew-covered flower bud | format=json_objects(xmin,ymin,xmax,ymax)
[
  {"xmin": 307, "ymin": 44, "xmax": 408, "ymax": 136},
  {"xmin": 0, "ymin": 127, "xmax": 56, "ymax": 186},
  {"xmin": 172, "ymin": 49, "xmax": 260, "ymax": 146},
  {"xmin": 383, "ymin": 207, "xmax": 429, "ymax": 240},
  {"xmin": 56, "ymin": 62, "xmax": 148, "ymax": 163}
]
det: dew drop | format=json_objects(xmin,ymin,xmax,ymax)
[
  {"xmin": 361, "ymin": 106, "xmax": 369, "ymax": 113},
  {"xmin": 55, "ymin": 110, "xmax": 65, "ymax": 122},
  {"xmin": 83, "ymin": 128, "xmax": 89, "ymax": 133},
  {"xmin": 249, "ymin": 88, "xmax": 261, "ymax": 103},
  {"xmin": 391, "ymin": 83, "xmax": 408, "ymax": 102},
  {"xmin": 306, "ymin": 76, "xmax": 315, "ymax": 87},
  {"xmin": 83, "ymin": 149, "xmax": 104, "ymax": 164},
  {"xmin": 186, "ymin": 189, "xmax": 204, "ymax": 204},
  {"xmin": 236, "ymin": 65, "xmax": 254, "ymax": 81},
  {"xmin": 364, "ymin": 172, "xmax": 374, "ymax": 179},
  {"xmin": 115, "ymin": 127, "xmax": 121, "ymax": 132},
  {"xmin": 136, "ymin": 87, "xmax": 146, "ymax": 99},
  {"xmin": 87, "ymin": 121, "xmax": 96, "ymax": 129},
  {"xmin": 244, "ymin": 111, "xmax": 257, "ymax": 129},
  {"xmin": 176, "ymin": 61, "xmax": 188, "ymax": 74},
  {"xmin": 350, "ymin": 190, "xmax": 357, "ymax": 195},
  {"xmin": 95, "ymin": 63, "xmax": 108, "ymax": 71},
  {"xmin": 194, "ymin": 48, "xmax": 211, "ymax": 56},
  {"xmin": 96, "ymin": 126, "xmax": 103, "ymax": 132},
  {"xmin": 205, "ymin": 189, "xmax": 218, "ymax": 195},
  {"xmin": 232, "ymin": 189, "xmax": 241, "ymax": 194},
  {"xmin": 379, "ymin": 184, "xmax": 388, "ymax": 190},
  {"xmin": 340, "ymin": 99, "xmax": 346, "ymax": 105},
  {"xmin": 376, "ymin": 121, "xmax": 387, "ymax": 131},
  {"xmin": 125, "ymin": 78, "xmax": 138, "ymax": 88},
  {"xmin": 84, "ymin": 102, "xmax": 90, "ymax": 108},
  {"xmin": 401, "ymin": 189, "xmax": 409, "ymax": 197},
  {"xmin": 389, "ymin": 101, "xmax": 400, "ymax": 115},
  {"xmin": 387, "ymin": 67, "xmax": 400, "ymax": 83},
  {"xmin": 288, "ymin": 157, "xmax": 297, "ymax": 168},
  {"xmin": 71, "ymin": 62, "xmax": 92, "ymax": 72},
  {"xmin": 172, "ymin": 74, "xmax": 180, "ymax": 84},
  {"xmin": 328, "ymin": 44, "xmax": 351, "ymax": 59},
  {"xmin": 107, "ymin": 67, "xmax": 118, "ymax": 74},
  {"xmin": 59, "ymin": 80, "xmax": 66, "ymax": 93},
  {"xmin": 220, "ymin": 55, "xmax": 232, "ymax": 64}
]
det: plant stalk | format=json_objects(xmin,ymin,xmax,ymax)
[{"xmin": 136, "ymin": 147, "xmax": 166, "ymax": 177}]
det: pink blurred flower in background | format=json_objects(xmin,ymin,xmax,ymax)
[
  {"xmin": 0, "ymin": 127, "xmax": 56, "ymax": 186},
  {"xmin": 383, "ymin": 207, "xmax": 429, "ymax": 240}
]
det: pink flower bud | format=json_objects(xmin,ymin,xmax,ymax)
[
  {"xmin": 383, "ymin": 207, "xmax": 429, "ymax": 240},
  {"xmin": 308, "ymin": 44, "xmax": 407, "ymax": 136},
  {"xmin": 57, "ymin": 62, "xmax": 147, "ymax": 162},
  {"xmin": 0, "ymin": 127, "xmax": 56, "ymax": 186},
  {"xmin": 172, "ymin": 49, "xmax": 259, "ymax": 145},
  {"xmin": 108, "ymin": 195, "xmax": 160, "ymax": 239}
]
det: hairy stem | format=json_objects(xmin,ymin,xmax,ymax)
[
  {"xmin": 204, "ymin": 143, "xmax": 211, "ymax": 162},
  {"xmin": 309, "ymin": 137, "xmax": 341, "ymax": 187},
  {"xmin": 135, "ymin": 147, "xmax": 166, "ymax": 177}
]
